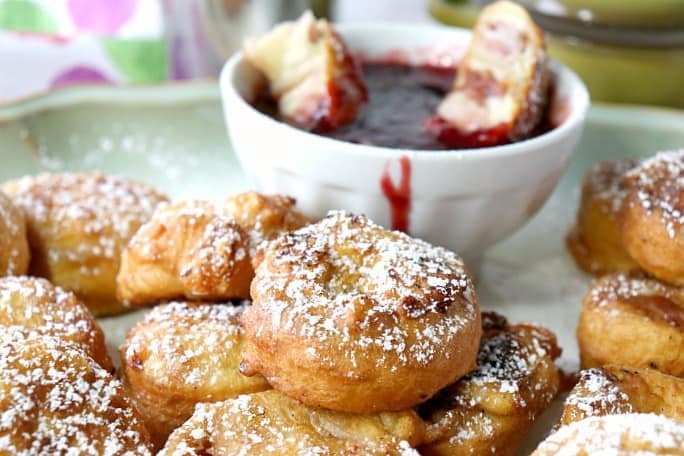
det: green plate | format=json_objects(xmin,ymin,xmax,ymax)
[{"xmin": 1, "ymin": 83, "xmax": 683, "ymax": 452}]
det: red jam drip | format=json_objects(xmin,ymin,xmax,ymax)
[{"xmin": 380, "ymin": 156, "xmax": 412, "ymax": 232}]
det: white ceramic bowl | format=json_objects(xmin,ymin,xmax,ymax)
[{"xmin": 220, "ymin": 23, "xmax": 589, "ymax": 266}]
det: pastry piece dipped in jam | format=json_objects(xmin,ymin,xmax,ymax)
[
  {"xmin": 430, "ymin": 0, "xmax": 549, "ymax": 148},
  {"xmin": 244, "ymin": 11, "xmax": 367, "ymax": 132}
]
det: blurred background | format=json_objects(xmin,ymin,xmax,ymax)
[{"xmin": 0, "ymin": 0, "xmax": 682, "ymax": 107}]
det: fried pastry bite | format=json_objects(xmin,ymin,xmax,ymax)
[
  {"xmin": 117, "ymin": 201, "xmax": 253, "ymax": 305},
  {"xmin": 418, "ymin": 312, "xmax": 561, "ymax": 456},
  {"xmin": 577, "ymin": 274, "xmax": 684, "ymax": 376},
  {"xmin": 120, "ymin": 301, "xmax": 270, "ymax": 448},
  {"xmin": 622, "ymin": 150, "xmax": 684, "ymax": 286},
  {"xmin": 561, "ymin": 366, "xmax": 684, "ymax": 426},
  {"xmin": 432, "ymin": 0, "xmax": 548, "ymax": 148},
  {"xmin": 0, "ymin": 330, "xmax": 153, "ymax": 455},
  {"xmin": 566, "ymin": 159, "xmax": 641, "ymax": 276},
  {"xmin": 0, "ymin": 276, "xmax": 112, "ymax": 371},
  {"xmin": 160, "ymin": 390, "xmax": 424, "ymax": 456},
  {"xmin": 532, "ymin": 413, "xmax": 684, "ymax": 456},
  {"xmin": 0, "ymin": 190, "xmax": 29, "ymax": 276},
  {"xmin": 1, "ymin": 172, "xmax": 168, "ymax": 316},
  {"xmin": 244, "ymin": 11, "xmax": 367, "ymax": 132},
  {"xmin": 241, "ymin": 211, "xmax": 481, "ymax": 414},
  {"xmin": 117, "ymin": 193, "xmax": 308, "ymax": 305},
  {"xmin": 221, "ymin": 192, "xmax": 310, "ymax": 260}
]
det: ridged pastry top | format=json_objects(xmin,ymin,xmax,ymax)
[
  {"xmin": 625, "ymin": 150, "xmax": 684, "ymax": 239},
  {"xmin": 250, "ymin": 211, "xmax": 478, "ymax": 369},
  {"xmin": 0, "ymin": 330, "xmax": 152, "ymax": 455},
  {"xmin": 2, "ymin": 172, "xmax": 168, "ymax": 264},
  {"xmin": 532, "ymin": 413, "xmax": 684, "ymax": 455}
]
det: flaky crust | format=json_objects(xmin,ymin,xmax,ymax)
[
  {"xmin": 117, "ymin": 201, "xmax": 254, "ymax": 305},
  {"xmin": 1, "ymin": 173, "xmax": 168, "ymax": 316},
  {"xmin": 566, "ymin": 159, "xmax": 641, "ymax": 276},
  {"xmin": 120, "ymin": 302, "xmax": 270, "ymax": 448},
  {"xmin": 160, "ymin": 390, "xmax": 424, "ymax": 456},
  {"xmin": 117, "ymin": 193, "xmax": 309, "ymax": 306},
  {"xmin": 242, "ymin": 211, "xmax": 481, "ymax": 413},
  {"xmin": 418, "ymin": 312, "xmax": 561, "ymax": 456},
  {"xmin": 562, "ymin": 366, "xmax": 684, "ymax": 426},
  {"xmin": 0, "ymin": 330, "xmax": 153, "ymax": 455},
  {"xmin": 532, "ymin": 413, "xmax": 684, "ymax": 455},
  {"xmin": 0, "ymin": 190, "xmax": 29, "ymax": 276},
  {"xmin": 577, "ymin": 274, "xmax": 684, "ymax": 376},
  {"xmin": 622, "ymin": 150, "xmax": 684, "ymax": 286},
  {"xmin": 0, "ymin": 276, "xmax": 112, "ymax": 371}
]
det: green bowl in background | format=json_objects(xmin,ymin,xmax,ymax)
[{"xmin": 430, "ymin": 0, "xmax": 684, "ymax": 108}]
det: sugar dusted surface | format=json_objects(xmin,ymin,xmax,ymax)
[
  {"xmin": 627, "ymin": 150, "xmax": 684, "ymax": 239},
  {"xmin": 0, "ymin": 190, "xmax": 26, "ymax": 275},
  {"xmin": 160, "ymin": 392, "xmax": 419, "ymax": 456},
  {"xmin": 533, "ymin": 413, "xmax": 684, "ymax": 455},
  {"xmin": 123, "ymin": 301, "xmax": 253, "ymax": 389},
  {"xmin": 563, "ymin": 368, "xmax": 632, "ymax": 419},
  {"xmin": 0, "ymin": 330, "xmax": 151, "ymax": 455},
  {"xmin": 250, "ymin": 211, "xmax": 478, "ymax": 370},
  {"xmin": 0, "ymin": 277, "xmax": 105, "ymax": 362},
  {"xmin": 584, "ymin": 159, "xmax": 638, "ymax": 214},
  {"xmin": 2, "ymin": 172, "xmax": 167, "ymax": 267}
]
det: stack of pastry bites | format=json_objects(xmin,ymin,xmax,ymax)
[
  {"xmin": 536, "ymin": 149, "xmax": 684, "ymax": 454},
  {"xmin": 0, "ymin": 171, "xmax": 563, "ymax": 454}
]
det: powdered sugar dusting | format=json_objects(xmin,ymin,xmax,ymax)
[
  {"xmin": 626, "ymin": 150, "xmax": 684, "ymax": 239},
  {"xmin": 2, "ymin": 172, "xmax": 168, "ymax": 270},
  {"xmin": 563, "ymin": 368, "xmax": 632, "ymax": 421},
  {"xmin": 0, "ymin": 190, "xmax": 27, "ymax": 275},
  {"xmin": 159, "ymin": 392, "xmax": 419, "ymax": 456},
  {"xmin": 585, "ymin": 158, "xmax": 639, "ymax": 214},
  {"xmin": 533, "ymin": 413, "xmax": 684, "ymax": 455},
  {"xmin": 0, "ymin": 276, "xmax": 110, "ymax": 369},
  {"xmin": 250, "ymin": 211, "xmax": 477, "ymax": 369},
  {"xmin": 0, "ymin": 330, "xmax": 152, "ymax": 455},
  {"xmin": 123, "ymin": 301, "xmax": 256, "ymax": 388}
]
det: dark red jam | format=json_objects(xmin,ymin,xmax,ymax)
[{"xmin": 254, "ymin": 62, "xmax": 552, "ymax": 151}]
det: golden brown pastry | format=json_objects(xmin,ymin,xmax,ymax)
[
  {"xmin": 577, "ymin": 274, "xmax": 684, "ymax": 376},
  {"xmin": 418, "ymin": 312, "xmax": 561, "ymax": 456},
  {"xmin": 0, "ymin": 190, "xmax": 29, "ymax": 276},
  {"xmin": 221, "ymin": 192, "xmax": 310, "ymax": 260},
  {"xmin": 566, "ymin": 159, "xmax": 641, "ymax": 276},
  {"xmin": 0, "ymin": 276, "xmax": 112, "ymax": 371},
  {"xmin": 0, "ymin": 329, "xmax": 153, "ymax": 455},
  {"xmin": 561, "ymin": 366, "xmax": 684, "ymax": 426},
  {"xmin": 120, "ymin": 301, "xmax": 270, "ymax": 448},
  {"xmin": 532, "ymin": 413, "xmax": 684, "ymax": 455},
  {"xmin": 241, "ymin": 211, "xmax": 481, "ymax": 414},
  {"xmin": 1, "ymin": 172, "xmax": 168, "ymax": 316},
  {"xmin": 117, "ymin": 201, "xmax": 254, "ymax": 305},
  {"xmin": 434, "ymin": 0, "xmax": 548, "ymax": 147},
  {"xmin": 622, "ymin": 150, "xmax": 684, "ymax": 286},
  {"xmin": 159, "ymin": 390, "xmax": 424, "ymax": 456},
  {"xmin": 244, "ymin": 11, "xmax": 367, "ymax": 132},
  {"xmin": 117, "ymin": 193, "xmax": 308, "ymax": 306}
]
